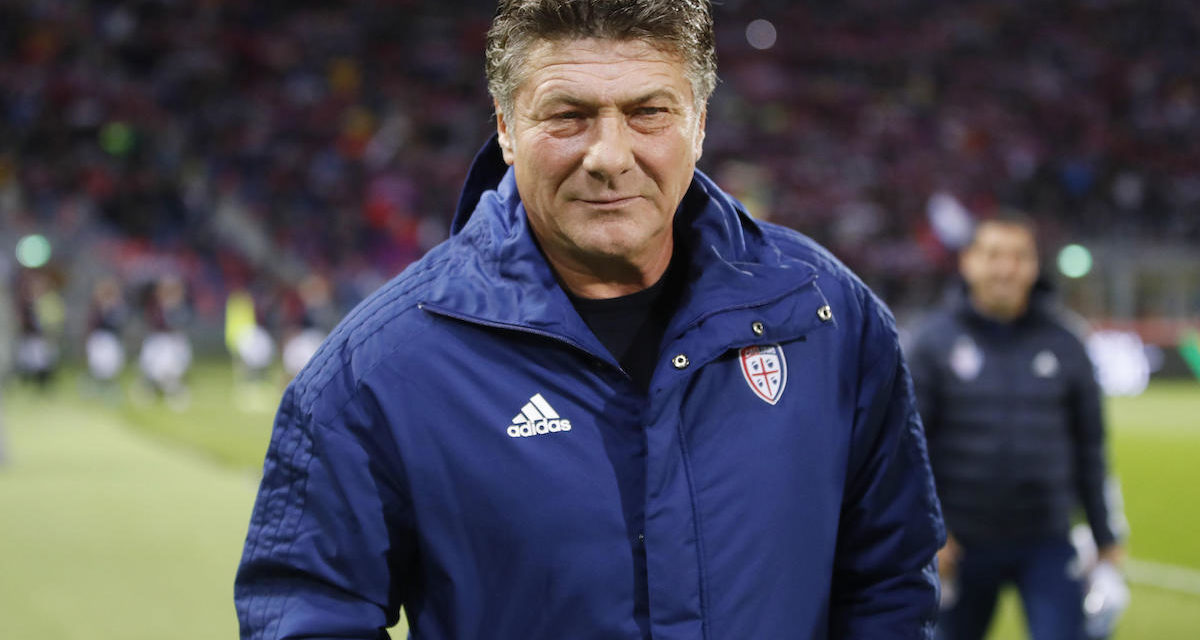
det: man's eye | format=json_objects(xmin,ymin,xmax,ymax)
[
  {"xmin": 553, "ymin": 111, "xmax": 583, "ymax": 120},
  {"xmin": 635, "ymin": 107, "xmax": 668, "ymax": 116}
]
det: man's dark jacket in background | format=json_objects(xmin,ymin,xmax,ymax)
[
  {"xmin": 235, "ymin": 137, "xmax": 945, "ymax": 639},
  {"xmin": 908, "ymin": 282, "xmax": 1116, "ymax": 548}
]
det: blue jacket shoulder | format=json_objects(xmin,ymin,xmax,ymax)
[
  {"xmin": 288, "ymin": 239, "xmax": 464, "ymax": 426},
  {"xmin": 757, "ymin": 219, "xmax": 899, "ymax": 336}
]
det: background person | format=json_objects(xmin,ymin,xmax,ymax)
[
  {"xmin": 235, "ymin": 1, "xmax": 944, "ymax": 638},
  {"xmin": 13, "ymin": 269, "xmax": 64, "ymax": 391},
  {"xmin": 136, "ymin": 274, "xmax": 193, "ymax": 408},
  {"xmin": 909, "ymin": 213, "xmax": 1125, "ymax": 640},
  {"xmin": 84, "ymin": 275, "xmax": 130, "ymax": 394}
]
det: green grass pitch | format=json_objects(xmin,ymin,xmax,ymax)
[{"xmin": 0, "ymin": 363, "xmax": 1197, "ymax": 639}]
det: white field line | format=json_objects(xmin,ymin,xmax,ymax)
[{"xmin": 1126, "ymin": 558, "xmax": 1200, "ymax": 597}]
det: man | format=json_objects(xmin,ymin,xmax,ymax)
[
  {"xmin": 909, "ymin": 214, "xmax": 1124, "ymax": 640},
  {"xmin": 236, "ymin": 2, "xmax": 944, "ymax": 638}
]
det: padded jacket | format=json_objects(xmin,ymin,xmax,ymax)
[
  {"xmin": 908, "ymin": 284, "xmax": 1115, "ymax": 548},
  {"xmin": 235, "ymin": 138, "xmax": 944, "ymax": 639}
]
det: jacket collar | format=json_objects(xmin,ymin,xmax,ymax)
[{"xmin": 423, "ymin": 136, "xmax": 819, "ymax": 358}]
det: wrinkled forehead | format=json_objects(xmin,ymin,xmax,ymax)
[{"xmin": 514, "ymin": 37, "xmax": 691, "ymax": 99}]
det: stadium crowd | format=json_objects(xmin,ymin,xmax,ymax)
[{"xmin": 2, "ymin": 0, "xmax": 1198, "ymax": 374}]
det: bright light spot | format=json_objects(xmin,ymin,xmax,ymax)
[
  {"xmin": 99, "ymin": 121, "xmax": 135, "ymax": 156},
  {"xmin": 746, "ymin": 19, "xmax": 777, "ymax": 50},
  {"xmin": 1087, "ymin": 330, "xmax": 1150, "ymax": 397},
  {"xmin": 926, "ymin": 191, "xmax": 974, "ymax": 250},
  {"xmin": 15, "ymin": 234, "xmax": 52, "ymax": 268},
  {"xmin": 1057, "ymin": 244, "xmax": 1093, "ymax": 279}
]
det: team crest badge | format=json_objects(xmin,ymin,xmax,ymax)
[
  {"xmin": 950, "ymin": 336, "xmax": 983, "ymax": 381},
  {"xmin": 739, "ymin": 344, "xmax": 788, "ymax": 405},
  {"xmin": 1033, "ymin": 349, "xmax": 1060, "ymax": 378}
]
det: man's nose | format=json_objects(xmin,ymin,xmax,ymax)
[
  {"xmin": 994, "ymin": 254, "xmax": 1022, "ymax": 277},
  {"xmin": 582, "ymin": 114, "xmax": 635, "ymax": 183}
]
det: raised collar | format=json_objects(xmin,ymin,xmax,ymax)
[{"xmin": 420, "ymin": 137, "xmax": 820, "ymax": 362}]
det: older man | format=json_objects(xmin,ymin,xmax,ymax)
[{"xmin": 235, "ymin": 2, "xmax": 943, "ymax": 638}]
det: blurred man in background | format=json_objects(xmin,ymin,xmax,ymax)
[
  {"xmin": 13, "ymin": 269, "xmax": 63, "ymax": 390},
  {"xmin": 84, "ymin": 275, "xmax": 130, "ymax": 396},
  {"xmin": 909, "ymin": 214, "xmax": 1125, "ymax": 640},
  {"xmin": 236, "ymin": 1, "xmax": 944, "ymax": 638},
  {"xmin": 137, "ymin": 275, "xmax": 193, "ymax": 409}
]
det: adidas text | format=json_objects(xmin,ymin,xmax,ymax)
[{"xmin": 507, "ymin": 419, "xmax": 572, "ymax": 438}]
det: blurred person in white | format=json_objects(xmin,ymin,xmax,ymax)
[
  {"xmin": 14, "ymin": 269, "xmax": 63, "ymax": 389},
  {"xmin": 909, "ymin": 213, "xmax": 1127, "ymax": 640},
  {"xmin": 281, "ymin": 273, "xmax": 338, "ymax": 379},
  {"xmin": 85, "ymin": 275, "xmax": 130, "ymax": 395},
  {"xmin": 137, "ymin": 274, "xmax": 192, "ymax": 409}
]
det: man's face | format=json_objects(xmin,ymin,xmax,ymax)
[
  {"xmin": 960, "ymin": 222, "xmax": 1040, "ymax": 320},
  {"xmin": 496, "ymin": 38, "xmax": 706, "ymax": 287}
]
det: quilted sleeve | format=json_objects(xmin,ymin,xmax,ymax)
[
  {"xmin": 234, "ymin": 382, "xmax": 414, "ymax": 639},
  {"xmin": 830, "ymin": 291, "xmax": 946, "ymax": 639}
]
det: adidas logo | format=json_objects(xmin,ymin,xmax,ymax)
[{"xmin": 507, "ymin": 393, "xmax": 572, "ymax": 438}]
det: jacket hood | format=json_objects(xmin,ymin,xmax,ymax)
[{"xmin": 451, "ymin": 135, "xmax": 511, "ymax": 236}]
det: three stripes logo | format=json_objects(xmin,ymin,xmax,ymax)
[{"xmin": 507, "ymin": 393, "xmax": 573, "ymax": 438}]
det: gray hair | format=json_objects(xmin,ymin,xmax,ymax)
[{"xmin": 486, "ymin": 0, "xmax": 717, "ymax": 121}]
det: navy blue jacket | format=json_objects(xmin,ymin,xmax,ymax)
[
  {"xmin": 235, "ymin": 138, "xmax": 944, "ymax": 639},
  {"xmin": 908, "ymin": 284, "xmax": 1116, "ymax": 548}
]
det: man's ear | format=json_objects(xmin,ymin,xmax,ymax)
[{"xmin": 495, "ymin": 102, "xmax": 516, "ymax": 166}]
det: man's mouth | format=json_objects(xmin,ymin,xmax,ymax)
[{"xmin": 580, "ymin": 196, "xmax": 640, "ymax": 207}]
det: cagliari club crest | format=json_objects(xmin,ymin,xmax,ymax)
[{"xmin": 739, "ymin": 344, "xmax": 788, "ymax": 405}]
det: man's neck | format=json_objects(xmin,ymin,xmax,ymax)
[
  {"xmin": 968, "ymin": 296, "xmax": 1028, "ymax": 324},
  {"xmin": 549, "ymin": 242, "xmax": 675, "ymax": 300}
]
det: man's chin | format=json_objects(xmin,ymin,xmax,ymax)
[
  {"xmin": 574, "ymin": 241, "xmax": 643, "ymax": 265},
  {"xmin": 572, "ymin": 225, "xmax": 654, "ymax": 256}
]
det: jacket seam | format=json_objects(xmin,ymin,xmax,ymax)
[
  {"xmin": 674, "ymin": 396, "xmax": 711, "ymax": 640},
  {"xmin": 300, "ymin": 254, "xmax": 454, "ymax": 413},
  {"xmin": 251, "ymin": 406, "xmax": 317, "ymax": 639},
  {"xmin": 264, "ymin": 436, "xmax": 316, "ymax": 640}
]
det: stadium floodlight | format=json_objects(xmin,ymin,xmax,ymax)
[
  {"xmin": 15, "ymin": 234, "xmax": 52, "ymax": 268},
  {"xmin": 1057, "ymin": 243, "xmax": 1093, "ymax": 279},
  {"xmin": 746, "ymin": 19, "xmax": 777, "ymax": 50},
  {"xmin": 99, "ymin": 121, "xmax": 135, "ymax": 156},
  {"xmin": 926, "ymin": 191, "xmax": 974, "ymax": 250}
]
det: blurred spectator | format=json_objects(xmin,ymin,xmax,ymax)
[
  {"xmin": 14, "ymin": 269, "xmax": 64, "ymax": 389},
  {"xmin": 84, "ymin": 275, "xmax": 129, "ymax": 389},
  {"xmin": 136, "ymin": 274, "xmax": 192, "ymax": 407},
  {"xmin": 1, "ymin": 1, "xmax": 1196, "ymax": 346},
  {"xmin": 281, "ymin": 272, "xmax": 336, "ymax": 378}
]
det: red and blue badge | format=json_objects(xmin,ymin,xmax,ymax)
[{"xmin": 739, "ymin": 344, "xmax": 787, "ymax": 405}]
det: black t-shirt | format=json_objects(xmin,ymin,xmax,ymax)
[{"xmin": 567, "ymin": 254, "xmax": 686, "ymax": 392}]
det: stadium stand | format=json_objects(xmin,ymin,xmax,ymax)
[{"xmin": 2, "ymin": 0, "xmax": 1197, "ymax": 354}]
